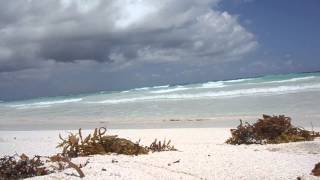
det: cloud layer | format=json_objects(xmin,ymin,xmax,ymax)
[{"xmin": 0, "ymin": 0, "xmax": 257, "ymax": 73}]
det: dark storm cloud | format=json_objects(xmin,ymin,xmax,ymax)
[{"xmin": 0, "ymin": 0, "xmax": 257, "ymax": 73}]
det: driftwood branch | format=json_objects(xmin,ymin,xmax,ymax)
[{"xmin": 50, "ymin": 155, "xmax": 85, "ymax": 178}]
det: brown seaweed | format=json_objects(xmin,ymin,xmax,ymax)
[
  {"xmin": 226, "ymin": 114, "xmax": 320, "ymax": 145},
  {"xmin": 1, "ymin": 127, "xmax": 179, "ymax": 179},
  {"xmin": 148, "ymin": 139, "xmax": 177, "ymax": 152},
  {"xmin": 312, "ymin": 162, "xmax": 320, "ymax": 176},
  {"xmin": 57, "ymin": 127, "xmax": 149, "ymax": 157},
  {"xmin": 0, "ymin": 154, "xmax": 51, "ymax": 179}
]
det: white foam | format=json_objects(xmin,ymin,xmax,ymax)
[
  {"xmin": 225, "ymin": 78, "xmax": 254, "ymax": 83},
  {"xmin": 198, "ymin": 77, "xmax": 254, "ymax": 89},
  {"xmin": 150, "ymin": 86, "xmax": 189, "ymax": 94},
  {"xmin": 152, "ymin": 85, "xmax": 170, "ymax": 89},
  {"xmin": 134, "ymin": 87, "xmax": 150, "ymax": 91},
  {"xmin": 263, "ymin": 76, "xmax": 316, "ymax": 84},
  {"xmin": 121, "ymin": 90, "xmax": 130, "ymax": 93},
  {"xmin": 89, "ymin": 83, "xmax": 320, "ymax": 104},
  {"xmin": 200, "ymin": 81, "xmax": 226, "ymax": 88},
  {"xmin": 14, "ymin": 105, "xmax": 52, "ymax": 110},
  {"xmin": 8, "ymin": 98, "xmax": 83, "ymax": 109}
]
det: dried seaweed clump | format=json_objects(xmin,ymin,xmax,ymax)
[
  {"xmin": 312, "ymin": 162, "xmax": 320, "ymax": 176},
  {"xmin": 0, "ymin": 154, "xmax": 51, "ymax": 179},
  {"xmin": 57, "ymin": 127, "xmax": 149, "ymax": 157},
  {"xmin": 226, "ymin": 114, "xmax": 320, "ymax": 145},
  {"xmin": 148, "ymin": 139, "xmax": 177, "ymax": 152}
]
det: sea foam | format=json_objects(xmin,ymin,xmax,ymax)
[
  {"xmin": 200, "ymin": 81, "xmax": 226, "ymax": 88},
  {"xmin": 262, "ymin": 76, "xmax": 316, "ymax": 84},
  {"xmin": 150, "ymin": 86, "xmax": 189, "ymax": 93},
  {"xmin": 8, "ymin": 98, "xmax": 83, "ymax": 109}
]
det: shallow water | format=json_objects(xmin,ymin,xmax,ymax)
[{"xmin": 1, "ymin": 72, "xmax": 320, "ymax": 130}]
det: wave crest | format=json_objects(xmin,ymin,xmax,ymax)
[
  {"xmin": 263, "ymin": 76, "xmax": 316, "ymax": 84},
  {"xmin": 8, "ymin": 98, "xmax": 83, "ymax": 109},
  {"xmin": 150, "ymin": 86, "xmax": 189, "ymax": 93},
  {"xmin": 200, "ymin": 81, "xmax": 226, "ymax": 88}
]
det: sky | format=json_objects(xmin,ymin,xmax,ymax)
[{"xmin": 0, "ymin": 0, "xmax": 319, "ymax": 101}]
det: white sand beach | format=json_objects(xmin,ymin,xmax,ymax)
[
  {"xmin": 1, "ymin": 128, "xmax": 319, "ymax": 180},
  {"xmin": 1, "ymin": 0, "xmax": 320, "ymax": 179}
]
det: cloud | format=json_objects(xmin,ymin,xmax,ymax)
[{"xmin": 0, "ymin": 0, "xmax": 257, "ymax": 73}]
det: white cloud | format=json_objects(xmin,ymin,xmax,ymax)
[
  {"xmin": 114, "ymin": 0, "xmax": 157, "ymax": 28},
  {"xmin": 0, "ymin": 0, "xmax": 257, "ymax": 72}
]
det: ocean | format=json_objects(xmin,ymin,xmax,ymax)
[{"xmin": 1, "ymin": 72, "xmax": 320, "ymax": 130}]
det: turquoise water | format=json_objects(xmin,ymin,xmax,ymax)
[{"xmin": 1, "ymin": 72, "xmax": 320, "ymax": 130}]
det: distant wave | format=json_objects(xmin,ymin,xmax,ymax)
[
  {"xmin": 89, "ymin": 83, "xmax": 320, "ymax": 104},
  {"xmin": 133, "ymin": 87, "xmax": 150, "ymax": 91},
  {"xmin": 224, "ymin": 78, "xmax": 255, "ymax": 83},
  {"xmin": 121, "ymin": 90, "xmax": 130, "ymax": 93},
  {"xmin": 152, "ymin": 85, "xmax": 170, "ymax": 89},
  {"xmin": 200, "ymin": 81, "xmax": 226, "ymax": 88},
  {"xmin": 104, "ymin": 75, "xmax": 318, "ymax": 95},
  {"xmin": 263, "ymin": 76, "xmax": 316, "ymax": 84},
  {"xmin": 8, "ymin": 98, "xmax": 83, "ymax": 109},
  {"xmin": 198, "ymin": 77, "xmax": 255, "ymax": 89},
  {"xmin": 150, "ymin": 86, "xmax": 189, "ymax": 94},
  {"xmin": 121, "ymin": 85, "xmax": 169, "ymax": 93},
  {"xmin": 12, "ymin": 105, "xmax": 52, "ymax": 110},
  {"xmin": 198, "ymin": 75, "xmax": 316, "ymax": 88}
]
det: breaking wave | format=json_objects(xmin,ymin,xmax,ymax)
[
  {"xmin": 89, "ymin": 83, "xmax": 320, "ymax": 104},
  {"xmin": 150, "ymin": 86, "xmax": 189, "ymax": 93},
  {"xmin": 200, "ymin": 81, "xmax": 226, "ymax": 88},
  {"xmin": 225, "ymin": 78, "xmax": 255, "ymax": 83},
  {"xmin": 7, "ymin": 98, "xmax": 83, "ymax": 109},
  {"xmin": 262, "ymin": 76, "xmax": 316, "ymax": 84},
  {"xmin": 152, "ymin": 85, "xmax": 170, "ymax": 89}
]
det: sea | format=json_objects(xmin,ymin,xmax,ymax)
[{"xmin": 1, "ymin": 72, "xmax": 320, "ymax": 130}]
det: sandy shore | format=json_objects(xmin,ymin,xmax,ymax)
[{"xmin": 0, "ymin": 128, "xmax": 319, "ymax": 179}]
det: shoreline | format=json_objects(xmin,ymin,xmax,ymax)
[{"xmin": 1, "ymin": 114, "xmax": 320, "ymax": 131}]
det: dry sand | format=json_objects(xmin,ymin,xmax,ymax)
[{"xmin": 0, "ymin": 128, "xmax": 319, "ymax": 180}]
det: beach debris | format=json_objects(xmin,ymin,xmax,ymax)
[
  {"xmin": 1, "ymin": 128, "xmax": 179, "ymax": 179},
  {"xmin": 0, "ymin": 154, "xmax": 51, "ymax": 179},
  {"xmin": 226, "ymin": 114, "xmax": 320, "ymax": 145},
  {"xmin": 167, "ymin": 160, "xmax": 180, "ymax": 166},
  {"xmin": 173, "ymin": 159, "xmax": 180, "ymax": 163},
  {"xmin": 49, "ymin": 154, "xmax": 85, "ymax": 178},
  {"xmin": 79, "ymin": 159, "xmax": 90, "ymax": 168},
  {"xmin": 312, "ymin": 162, "xmax": 320, "ymax": 176},
  {"xmin": 57, "ymin": 127, "xmax": 149, "ymax": 157},
  {"xmin": 148, "ymin": 139, "xmax": 177, "ymax": 152},
  {"xmin": 0, "ymin": 152, "xmax": 88, "ymax": 179},
  {"xmin": 101, "ymin": 168, "xmax": 107, "ymax": 171}
]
